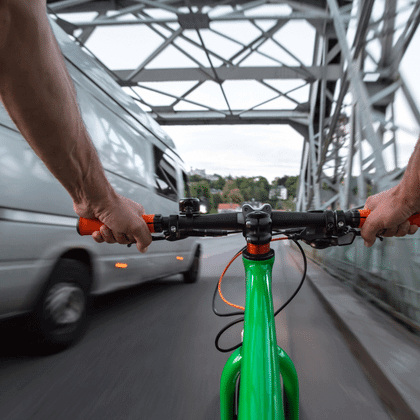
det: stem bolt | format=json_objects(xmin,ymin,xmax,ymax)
[
  {"xmin": 171, "ymin": 226, "xmax": 177, "ymax": 233},
  {"xmin": 338, "ymin": 221, "xmax": 344, "ymax": 228}
]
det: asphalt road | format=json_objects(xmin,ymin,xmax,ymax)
[{"xmin": 0, "ymin": 236, "xmax": 392, "ymax": 420}]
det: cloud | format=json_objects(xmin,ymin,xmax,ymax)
[{"xmin": 164, "ymin": 125, "xmax": 303, "ymax": 181}]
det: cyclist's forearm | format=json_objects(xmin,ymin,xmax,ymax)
[
  {"xmin": 0, "ymin": 1, "xmax": 115, "ymax": 209},
  {"xmin": 397, "ymin": 138, "xmax": 420, "ymax": 209}
]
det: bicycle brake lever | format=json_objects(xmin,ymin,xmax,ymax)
[
  {"xmin": 126, "ymin": 235, "xmax": 166, "ymax": 247},
  {"xmin": 290, "ymin": 227, "xmax": 361, "ymax": 248},
  {"xmin": 351, "ymin": 230, "xmax": 384, "ymax": 241},
  {"xmin": 282, "ymin": 228, "xmax": 306, "ymax": 240}
]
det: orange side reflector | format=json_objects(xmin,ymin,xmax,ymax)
[
  {"xmin": 176, "ymin": 256, "xmax": 184, "ymax": 261},
  {"xmin": 115, "ymin": 263, "xmax": 128, "ymax": 268}
]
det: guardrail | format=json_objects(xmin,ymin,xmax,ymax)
[{"xmin": 291, "ymin": 237, "xmax": 420, "ymax": 333}]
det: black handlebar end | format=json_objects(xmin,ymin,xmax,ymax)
[{"xmin": 346, "ymin": 209, "xmax": 361, "ymax": 228}]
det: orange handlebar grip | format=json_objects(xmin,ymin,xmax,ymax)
[
  {"xmin": 142, "ymin": 214, "xmax": 156, "ymax": 233},
  {"xmin": 358, "ymin": 209, "xmax": 420, "ymax": 228},
  {"xmin": 77, "ymin": 217, "xmax": 104, "ymax": 235},
  {"xmin": 358, "ymin": 209, "xmax": 370, "ymax": 228},
  {"xmin": 408, "ymin": 213, "xmax": 420, "ymax": 226},
  {"xmin": 77, "ymin": 215, "xmax": 155, "ymax": 235}
]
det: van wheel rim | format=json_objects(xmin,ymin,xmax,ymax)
[{"xmin": 44, "ymin": 283, "xmax": 85, "ymax": 326}]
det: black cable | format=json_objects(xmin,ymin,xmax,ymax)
[
  {"xmin": 273, "ymin": 240, "xmax": 307, "ymax": 318},
  {"xmin": 215, "ymin": 317, "xmax": 244, "ymax": 353},
  {"xmin": 214, "ymin": 238, "xmax": 308, "ymax": 353}
]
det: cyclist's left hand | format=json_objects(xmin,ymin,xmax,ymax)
[{"xmin": 73, "ymin": 192, "xmax": 152, "ymax": 253}]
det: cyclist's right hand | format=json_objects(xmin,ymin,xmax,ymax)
[
  {"xmin": 73, "ymin": 192, "xmax": 152, "ymax": 253},
  {"xmin": 361, "ymin": 185, "xmax": 419, "ymax": 247}
]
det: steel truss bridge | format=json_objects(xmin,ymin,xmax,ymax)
[{"xmin": 47, "ymin": 0, "xmax": 420, "ymax": 212}]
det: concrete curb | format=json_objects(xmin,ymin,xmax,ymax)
[{"xmin": 288, "ymin": 246, "xmax": 420, "ymax": 420}]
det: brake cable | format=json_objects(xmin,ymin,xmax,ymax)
[{"xmin": 213, "ymin": 237, "xmax": 308, "ymax": 353}]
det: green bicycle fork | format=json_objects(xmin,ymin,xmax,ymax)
[{"xmin": 220, "ymin": 252, "xmax": 299, "ymax": 420}]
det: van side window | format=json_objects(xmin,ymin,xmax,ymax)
[
  {"xmin": 154, "ymin": 146, "xmax": 178, "ymax": 201},
  {"xmin": 72, "ymin": 74, "xmax": 150, "ymax": 187},
  {"xmin": 182, "ymin": 172, "xmax": 191, "ymax": 198}
]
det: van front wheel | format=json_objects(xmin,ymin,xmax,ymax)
[
  {"xmin": 183, "ymin": 245, "xmax": 201, "ymax": 284},
  {"xmin": 31, "ymin": 258, "xmax": 90, "ymax": 351}
]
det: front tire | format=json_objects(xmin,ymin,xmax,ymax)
[
  {"xmin": 183, "ymin": 245, "xmax": 201, "ymax": 284},
  {"xmin": 30, "ymin": 258, "xmax": 90, "ymax": 351}
]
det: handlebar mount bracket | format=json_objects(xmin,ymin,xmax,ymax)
[{"xmin": 242, "ymin": 204, "xmax": 273, "ymax": 246}]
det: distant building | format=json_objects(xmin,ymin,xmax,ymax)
[
  {"xmin": 189, "ymin": 168, "xmax": 206, "ymax": 178},
  {"xmin": 269, "ymin": 186, "xmax": 288, "ymax": 200},
  {"xmin": 218, "ymin": 203, "xmax": 241, "ymax": 213},
  {"xmin": 210, "ymin": 188, "xmax": 222, "ymax": 194},
  {"xmin": 199, "ymin": 204, "xmax": 207, "ymax": 213},
  {"xmin": 189, "ymin": 169, "xmax": 220, "ymax": 182}
]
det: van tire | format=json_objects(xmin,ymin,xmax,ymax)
[
  {"xmin": 183, "ymin": 245, "xmax": 201, "ymax": 284},
  {"xmin": 30, "ymin": 258, "xmax": 90, "ymax": 351}
]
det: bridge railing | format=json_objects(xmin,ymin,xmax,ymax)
[{"xmin": 292, "ymin": 237, "xmax": 420, "ymax": 332}]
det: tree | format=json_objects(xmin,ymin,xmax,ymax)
[
  {"xmin": 212, "ymin": 192, "xmax": 223, "ymax": 212},
  {"xmin": 272, "ymin": 175, "xmax": 289, "ymax": 187},
  {"xmin": 237, "ymin": 177, "xmax": 253, "ymax": 201},
  {"xmin": 189, "ymin": 174, "xmax": 206, "ymax": 183},
  {"xmin": 227, "ymin": 188, "xmax": 244, "ymax": 204},
  {"xmin": 221, "ymin": 180, "xmax": 237, "ymax": 202},
  {"xmin": 255, "ymin": 177, "xmax": 270, "ymax": 202},
  {"xmin": 210, "ymin": 174, "xmax": 225, "ymax": 190},
  {"xmin": 285, "ymin": 176, "xmax": 299, "ymax": 198},
  {"xmin": 190, "ymin": 181, "xmax": 213, "ymax": 212}
]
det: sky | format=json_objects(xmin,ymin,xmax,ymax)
[
  {"xmin": 59, "ymin": 1, "xmax": 420, "ymax": 184},
  {"xmin": 164, "ymin": 124, "xmax": 304, "ymax": 181}
]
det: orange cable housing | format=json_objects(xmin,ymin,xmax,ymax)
[{"xmin": 218, "ymin": 237, "xmax": 288, "ymax": 311}]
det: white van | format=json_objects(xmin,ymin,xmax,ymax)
[{"xmin": 0, "ymin": 18, "xmax": 201, "ymax": 349}]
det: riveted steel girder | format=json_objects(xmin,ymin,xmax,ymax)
[
  {"xmin": 47, "ymin": 0, "xmax": 420, "ymax": 213},
  {"xmin": 296, "ymin": 0, "xmax": 420, "ymax": 211}
]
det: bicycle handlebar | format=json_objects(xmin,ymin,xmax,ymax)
[
  {"xmin": 77, "ymin": 205, "xmax": 420, "ymax": 250},
  {"xmin": 77, "ymin": 210, "xmax": 357, "ymax": 236},
  {"xmin": 77, "ymin": 208, "xmax": 420, "ymax": 236}
]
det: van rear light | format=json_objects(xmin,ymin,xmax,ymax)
[{"xmin": 176, "ymin": 256, "xmax": 184, "ymax": 261}]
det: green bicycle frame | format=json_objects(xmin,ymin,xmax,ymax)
[{"xmin": 220, "ymin": 251, "xmax": 299, "ymax": 420}]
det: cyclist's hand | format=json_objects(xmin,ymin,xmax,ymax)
[
  {"xmin": 73, "ymin": 193, "xmax": 152, "ymax": 253},
  {"xmin": 361, "ymin": 185, "xmax": 419, "ymax": 248}
]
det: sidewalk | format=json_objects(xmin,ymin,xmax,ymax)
[{"xmin": 288, "ymin": 246, "xmax": 420, "ymax": 420}]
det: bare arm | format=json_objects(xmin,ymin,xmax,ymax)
[
  {"xmin": 361, "ymin": 138, "xmax": 420, "ymax": 247},
  {"xmin": 0, "ymin": 0, "xmax": 151, "ymax": 252},
  {"xmin": 0, "ymin": 0, "xmax": 111, "ymax": 207},
  {"xmin": 399, "ymin": 139, "xmax": 420, "ymax": 199}
]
